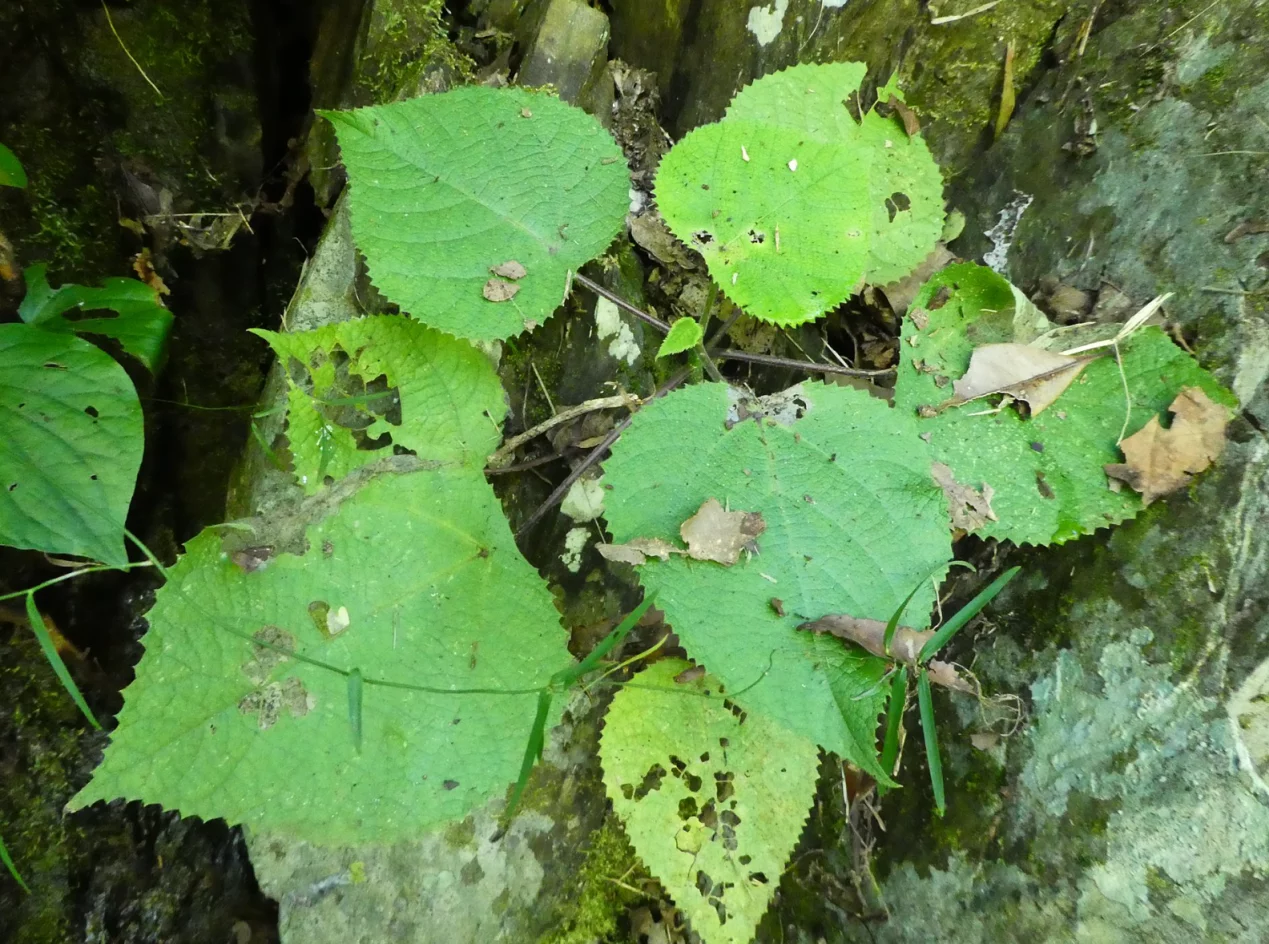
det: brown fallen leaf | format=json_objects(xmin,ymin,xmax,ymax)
[
  {"xmin": 931, "ymin": 462, "xmax": 997, "ymax": 532},
  {"xmin": 797, "ymin": 614, "xmax": 974, "ymax": 694},
  {"xmin": 952, "ymin": 343, "xmax": 1093, "ymax": 415},
  {"xmin": 879, "ymin": 245, "xmax": 955, "ymax": 315},
  {"xmin": 490, "ymin": 260, "xmax": 527, "ymax": 280},
  {"xmin": 1104, "ymin": 386, "xmax": 1229, "ymax": 504},
  {"xmin": 482, "ymin": 278, "xmax": 521, "ymax": 302},
  {"xmin": 887, "ymin": 94, "xmax": 921, "ymax": 137},
  {"xmin": 595, "ymin": 537, "xmax": 681, "ymax": 566},
  {"xmin": 132, "ymin": 247, "xmax": 171, "ymax": 296},
  {"xmin": 679, "ymin": 498, "xmax": 765, "ymax": 566},
  {"xmin": 674, "ymin": 664, "xmax": 706, "ymax": 684}
]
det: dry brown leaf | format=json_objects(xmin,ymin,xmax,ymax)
[
  {"xmin": 490, "ymin": 260, "xmax": 527, "ymax": 280},
  {"xmin": 797, "ymin": 614, "xmax": 974, "ymax": 693},
  {"xmin": 595, "ymin": 537, "xmax": 680, "ymax": 566},
  {"xmin": 952, "ymin": 343, "xmax": 1092, "ymax": 415},
  {"xmin": 131, "ymin": 248, "xmax": 171, "ymax": 296},
  {"xmin": 887, "ymin": 94, "xmax": 921, "ymax": 137},
  {"xmin": 1104, "ymin": 386, "xmax": 1229, "ymax": 504},
  {"xmin": 482, "ymin": 278, "xmax": 521, "ymax": 302},
  {"xmin": 679, "ymin": 498, "xmax": 765, "ymax": 566},
  {"xmin": 879, "ymin": 245, "xmax": 955, "ymax": 315},
  {"xmin": 931, "ymin": 461, "xmax": 997, "ymax": 531}
]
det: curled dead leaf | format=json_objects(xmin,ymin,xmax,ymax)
[
  {"xmin": 931, "ymin": 462, "xmax": 997, "ymax": 532},
  {"xmin": 797, "ymin": 614, "xmax": 974, "ymax": 694},
  {"xmin": 679, "ymin": 498, "xmax": 766, "ymax": 566},
  {"xmin": 596, "ymin": 537, "xmax": 681, "ymax": 566},
  {"xmin": 482, "ymin": 278, "xmax": 521, "ymax": 302},
  {"xmin": 1104, "ymin": 386, "xmax": 1229, "ymax": 504},
  {"xmin": 952, "ymin": 343, "xmax": 1093, "ymax": 415},
  {"xmin": 490, "ymin": 260, "xmax": 527, "ymax": 280},
  {"xmin": 887, "ymin": 94, "xmax": 921, "ymax": 137}
]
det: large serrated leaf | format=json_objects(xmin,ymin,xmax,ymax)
[
  {"xmin": 895, "ymin": 264, "xmax": 1237, "ymax": 546},
  {"xmin": 0, "ymin": 325, "xmax": 142, "ymax": 565},
  {"xmin": 600, "ymin": 658, "xmax": 821, "ymax": 944},
  {"xmin": 602, "ymin": 382, "xmax": 951, "ymax": 775},
  {"xmin": 655, "ymin": 63, "xmax": 944, "ymax": 326},
  {"xmin": 323, "ymin": 88, "xmax": 630, "ymax": 341},
  {"xmin": 252, "ymin": 315, "xmax": 506, "ymax": 492},
  {"xmin": 70, "ymin": 465, "xmax": 569, "ymax": 843}
]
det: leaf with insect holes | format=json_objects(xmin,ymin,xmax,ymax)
[
  {"xmin": 658, "ymin": 317, "xmax": 704, "ymax": 358},
  {"xmin": 655, "ymin": 62, "xmax": 944, "ymax": 326},
  {"xmin": 0, "ymin": 325, "xmax": 142, "ymax": 565},
  {"xmin": 895, "ymin": 264, "xmax": 1236, "ymax": 546},
  {"xmin": 601, "ymin": 658, "xmax": 821, "ymax": 944},
  {"xmin": 252, "ymin": 316, "xmax": 505, "ymax": 493},
  {"xmin": 603, "ymin": 382, "xmax": 951, "ymax": 776},
  {"xmin": 323, "ymin": 88, "xmax": 629, "ymax": 341},
  {"xmin": 70, "ymin": 464, "xmax": 569, "ymax": 843},
  {"xmin": 18, "ymin": 264, "xmax": 172, "ymax": 372},
  {"xmin": 1104, "ymin": 386, "xmax": 1230, "ymax": 504}
]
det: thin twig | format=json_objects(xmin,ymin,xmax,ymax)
[
  {"xmin": 485, "ymin": 451, "xmax": 569, "ymax": 476},
  {"xmin": 1164, "ymin": 0, "xmax": 1221, "ymax": 41},
  {"xmin": 713, "ymin": 349, "xmax": 896, "ymax": 378},
  {"xmin": 487, "ymin": 394, "xmax": 639, "ymax": 468},
  {"xmin": 572, "ymin": 272, "xmax": 671, "ymax": 334},
  {"xmin": 530, "ymin": 361, "xmax": 557, "ymax": 415},
  {"xmin": 1076, "ymin": 0, "xmax": 1104, "ymax": 58},
  {"xmin": 704, "ymin": 300, "xmax": 742, "ymax": 349},
  {"xmin": 515, "ymin": 370, "xmax": 691, "ymax": 540},
  {"xmin": 101, "ymin": 2, "xmax": 164, "ymax": 99},
  {"xmin": 1200, "ymin": 286, "xmax": 1268, "ymax": 295},
  {"xmin": 0, "ymin": 561, "xmax": 155, "ymax": 604},
  {"xmin": 931, "ymin": 0, "xmax": 1000, "ymax": 25}
]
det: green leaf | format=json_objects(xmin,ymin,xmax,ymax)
[
  {"xmin": 18, "ymin": 265, "xmax": 172, "ymax": 372},
  {"xmin": 878, "ymin": 665, "xmax": 908, "ymax": 791},
  {"xmin": 917, "ymin": 667, "xmax": 944, "ymax": 816},
  {"xmin": 918, "ymin": 565, "xmax": 1020, "ymax": 663},
  {"xmin": 657, "ymin": 317, "xmax": 703, "ymax": 358},
  {"xmin": 0, "ymin": 144, "xmax": 27, "ymax": 189},
  {"xmin": 895, "ymin": 264, "xmax": 1237, "ymax": 545},
  {"xmin": 70, "ymin": 465, "xmax": 571, "ymax": 843},
  {"xmin": 0, "ymin": 831, "xmax": 29, "ymax": 893},
  {"xmin": 655, "ymin": 63, "xmax": 944, "ymax": 326},
  {"xmin": 252, "ymin": 315, "xmax": 506, "ymax": 492},
  {"xmin": 25, "ymin": 592, "xmax": 100, "ymax": 729},
  {"xmin": 0, "ymin": 325, "xmax": 142, "ymax": 565},
  {"xmin": 600, "ymin": 658, "xmax": 821, "ymax": 944},
  {"xmin": 603, "ymin": 382, "xmax": 952, "ymax": 775},
  {"xmin": 323, "ymin": 88, "xmax": 630, "ymax": 341}
]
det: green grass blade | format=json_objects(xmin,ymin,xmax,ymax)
[
  {"xmin": 1, "ymin": 832, "xmax": 30, "ymax": 893},
  {"xmin": 504, "ymin": 689, "xmax": 553, "ymax": 821},
  {"xmin": 562, "ymin": 594, "xmax": 657, "ymax": 683},
  {"xmin": 917, "ymin": 667, "xmax": 944, "ymax": 817},
  {"xmin": 24, "ymin": 592, "xmax": 100, "ymax": 730},
  {"xmin": 918, "ymin": 566, "xmax": 1020, "ymax": 664},
  {"xmin": 885, "ymin": 561, "xmax": 973, "ymax": 656},
  {"xmin": 347, "ymin": 668, "xmax": 363, "ymax": 753},
  {"xmin": 877, "ymin": 666, "xmax": 909, "ymax": 795},
  {"xmin": 884, "ymin": 581, "xmax": 929, "ymax": 656}
]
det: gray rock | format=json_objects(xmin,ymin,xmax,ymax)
[{"xmin": 516, "ymin": 0, "xmax": 611, "ymax": 107}]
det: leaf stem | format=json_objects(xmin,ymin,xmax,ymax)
[{"xmin": 712, "ymin": 348, "xmax": 895, "ymax": 378}]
